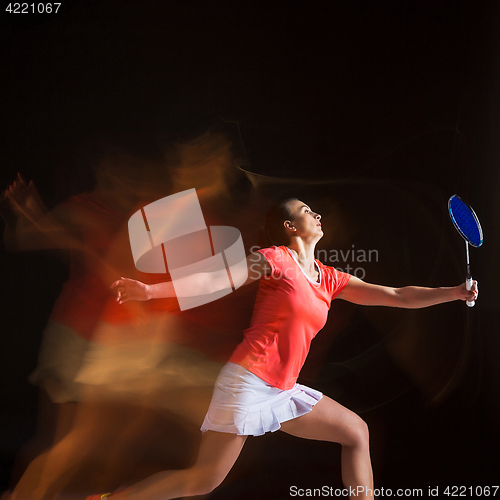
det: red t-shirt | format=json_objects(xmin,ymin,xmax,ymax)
[
  {"xmin": 229, "ymin": 246, "xmax": 351, "ymax": 390},
  {"xmin": 49, "ymin": 193, "xmax": 129, "ymax": 338},
  {"xmin": 50, "ymin": 193, "xmax": 179, "ymax": 340}
]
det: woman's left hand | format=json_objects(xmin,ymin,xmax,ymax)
[{"xmin": 456, "ymin": 280, "xmax": 478, "ymax": 303}]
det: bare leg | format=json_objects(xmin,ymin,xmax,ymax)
[
  {"xmin": 280, "ymin": 396, "xmax": 373, "ymax": 500},
  {"xmin": 99, "ymin": 386, "xmax": 214, "ymax": 489},
  {"xmin": 12, "ymin": 401, "xmax": 77, "ymax": 498},
  {"xmin": 112, "ymin": 431, "xmax": 247, "ymax": 500},
  {"xmin": 15, "ymin": 397, "xmax": 125, "ymax": 500},
  {"xmin": 96, "ymin": 405, "xmax": 157, "ymax": 490}
]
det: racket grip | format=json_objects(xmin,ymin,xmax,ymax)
[{"xmin": 466, "ymin": 277, "xmax": 475, "ymax": 307}]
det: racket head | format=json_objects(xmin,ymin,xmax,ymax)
[{"xmin": 448, "ymin": 195, "xmax": 483, "ymax": 247}]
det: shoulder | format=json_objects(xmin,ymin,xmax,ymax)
[
  {"xmin": 317, "ymin": 261, "xmax": 352, "ymax": 296},
  {"xmin": 57, "ymin": 192, "xmax": 104, "ymax": 214},
  {"xmin": 255, "ymin": 246, "xmax": 288, "ymax": 276},
  {"xmin": 257, "ymin": 245, "xmax": 286, "ymax": 258},
  {"xmin": 51, "ymin": 193, "xmax": 93, "ymax": 223}
]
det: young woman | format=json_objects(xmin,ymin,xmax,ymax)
[{"xmin": 94, "ymin": 198, "xmax": 477, "ymax": 500}]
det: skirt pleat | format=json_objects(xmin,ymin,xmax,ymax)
[{"xmin": 201, "ymin": 362, "xmax": 322, "ymax": 436}]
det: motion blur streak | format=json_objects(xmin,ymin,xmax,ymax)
[{"xmin": 3, "ymin": 131, "xmax": 475, "ymax": 499}]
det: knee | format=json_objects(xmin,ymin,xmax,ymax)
[
  {"xmin": 185, "ymin": 469, "xmax": 226, "ymax": 497},
  {"xmin": 343, "ymin": 416, "xmax": 370, "ymax": 449}
]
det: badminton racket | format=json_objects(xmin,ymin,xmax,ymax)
[{"xmin": 448, "ymin": 195, "xmax": 483, "ymax": 307}]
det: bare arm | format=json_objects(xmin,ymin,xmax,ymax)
[
  {"xmin": 111, "ymin": 251, "xmax": 272, "ymax": 304},
  {"xmin": 2, "ymin": 174, "xmax": 76, "ymax": 251},
  {"xmin": 337, "ymin": 276, "xmax": 478, "ymax": 308}
]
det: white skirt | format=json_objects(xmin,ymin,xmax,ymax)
[
  {"xmin": 29, "ymin": 321, "xmax": 89, "ymax": 403},
  {"xmin": 201, "ymin": 362, "xmax": 323, "ymax": 436}
]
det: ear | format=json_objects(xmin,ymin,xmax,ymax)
[{"xmin": 284, "ymin": 220, "xmax": 295, "ymax": 230}]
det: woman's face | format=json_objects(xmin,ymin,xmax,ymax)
[{"xmin": 284, "ymin": 199, "xmax": 323, "ymax": 240}]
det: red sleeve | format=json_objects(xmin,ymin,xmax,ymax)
[
  {"xmin": 321, "ymin": 264, "xmax": 351, "ymax": 300},
  {"xmin": 257, "ymin": 245, "xmax": 283, "ymax": 279}
]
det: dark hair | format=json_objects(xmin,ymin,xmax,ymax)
[{"xmin": 257, "ymin": 198, "xmax": 298, "ymax": 248}]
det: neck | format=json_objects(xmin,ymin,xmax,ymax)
[{"xmin": 286, "ymin": 239, "xmax": 317, "ymax": 270}]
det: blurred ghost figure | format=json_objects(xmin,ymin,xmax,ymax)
[
  {"xmin": 1, "ymin": 125, "xmax": 262, "ymax": 499},
  {"xmin": 1, "ymin": 140, "xmax": 177, "ymax": 499}
]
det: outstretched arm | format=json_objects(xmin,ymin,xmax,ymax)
[
  {"xmin": 2, "ymin": 174, "xmax": 76, "ymax": 251},
  {"xmin": 111, "ymin": 251, "xmax": 271, "ymax": 304},
  {"xmin": 337, "ymin": 276, "xmax": 478, "ymax": 308}
]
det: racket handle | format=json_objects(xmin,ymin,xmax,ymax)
[{"xmin": 466, "ymin": 277, "xmax": 475, "ymax": 307}]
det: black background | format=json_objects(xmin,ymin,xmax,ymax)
[{"xmin": 1, "ymin": 1, "xmax": 499, "ymax": 498}]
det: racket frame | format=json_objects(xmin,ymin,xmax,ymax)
[{"xmin": 448, "ymin": 195, "xmax": 482, "ymax": 308}]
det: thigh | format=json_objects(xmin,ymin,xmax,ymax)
[
  {"xmin": 194, "ymin": 431, "xmax": 248, "ymax": 478},
  {"xmin": 280, "ymin": 395, "xmax": 367, "ymax": 446}
]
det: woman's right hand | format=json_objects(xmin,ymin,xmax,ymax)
[
  {"xmin": 4, "ymin": 173, "xmax": 47, "ymax": 222},
  {"xmin": 110, "ymin": 277, "xmax": 150, "ymax": 304}
]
